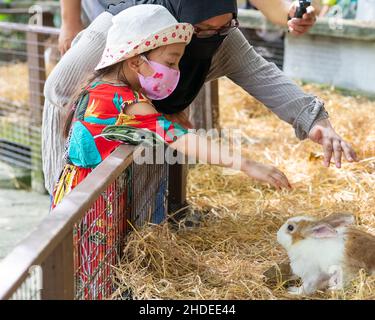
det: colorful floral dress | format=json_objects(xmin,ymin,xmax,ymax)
[{"xmin": 51, "ymin": 81, "xmax": 188, "ymax": 299}]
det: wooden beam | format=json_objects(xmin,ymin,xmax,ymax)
[
  {"xmin": 188, "ymin": 80, "xmax": 220, "ymax": 131},
  {"xmin": 0, "ymin": 22, "xmax": 60, "ymax": 35},
  {"xmin": 41, "ymin": 231, "xmax": 74, "ymax": 300},
  {"xmin": 26, "ymin": 31, "xmax": 46, "ymax": 193}
]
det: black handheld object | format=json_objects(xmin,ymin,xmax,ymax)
[{"xmin": 295, "ymin": 0, "xmax": 311, "ymax": 18}]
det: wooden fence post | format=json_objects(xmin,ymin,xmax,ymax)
[
  {"xmin": 168, "ymin": 80, "xmax": 220, "ymax": 215},
  {"xmin": 167, "ymin": 161, "xmax": 188, "ymax": 214},
  {"xmin": 27, "ymin": 31, "xmax": 46, "ymax": 193},
  {"xmin": 41, "ymin": 231, "xmax": 74, "ymax": 300},
  {"xmin": 188, "ymin": 80, "xmax": 220, "ymax": 131}
]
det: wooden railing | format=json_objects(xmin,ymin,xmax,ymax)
[{"xmin": 0, "ymin": 145, "xmax": 174, "ymax": 300}]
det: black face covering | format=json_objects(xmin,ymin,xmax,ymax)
[
  {"xmin": 107, "ymin": 0, "xmax": 238, "ymax": 113},
  {"xmin": 185, "ymin": 34, "xmax": 227, "ymax": 60}
]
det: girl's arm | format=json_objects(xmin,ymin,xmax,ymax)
[
  {"xmin": 171, "ymin": 133, "xmax": 292, "ymax": 190},
  {"xmin": 125, "ymin": 102, "xmax": 291, "ymax": 190}
]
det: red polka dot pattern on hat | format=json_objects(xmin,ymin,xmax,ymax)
[{"xmin": 98, "ymin": 23, "xmax": 194, "ymax": 69}]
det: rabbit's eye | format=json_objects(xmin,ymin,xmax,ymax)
[{"xmin": 287, "ymin": 224, "xmax": 294, "ymax": 232}]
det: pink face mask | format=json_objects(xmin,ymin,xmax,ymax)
[{"xmin": 137, "ymin": 56, "xmax": 180, "ymax": 100}]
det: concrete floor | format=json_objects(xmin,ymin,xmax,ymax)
[
  {"xmin": 0, "ymin": 162, "xmax": 50, "ymax": 261},
  {"xmin": 0, "ymin": 189, "xmax": 50, "ymax": 261}
]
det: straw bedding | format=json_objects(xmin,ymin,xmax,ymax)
[
  {"xmin": 112, "ymin": 77, "xmax": 375, "ymax": 300},
  {"xmin": 0, "ymin": 61, "xmax": 55, "ymax": 108},
  {"xmin": 0, "ymin": 63, "xmax": 29, "ymax": 104}
]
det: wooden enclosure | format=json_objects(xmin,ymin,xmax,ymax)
[
  {"xmin": 2, "ymin": 8, "xmax": 373, "ymax": 300},
  {"xmin": 0, "ymin": 145, "xmax": 173, "ymax": 299}
]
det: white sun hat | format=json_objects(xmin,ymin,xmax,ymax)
[{"xmin": 95, "ymin": 4, "xmax": 194, "ymax": 71}]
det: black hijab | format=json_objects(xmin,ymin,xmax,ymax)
[{"xmin": 107, "ymin": 0, "xmax": 238, "ymax": 114}]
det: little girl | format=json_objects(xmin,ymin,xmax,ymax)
[{"xmin": 52, "ymin": 5, "xmax": 291, "ymax": 298}]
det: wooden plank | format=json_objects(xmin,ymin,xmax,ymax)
[
  {"xmin": 27, "ymin": 31, "xmax": 45, "ymax": 126},
  {"xmin": 169, "ymin": 80, "xmax": 220, "ymax": 214},
  {"xmin": 0, "ymin": 9, "xmax": 32, "ymax": 14},
  {"xmin": 41, "ymin": 231, "xmax": 74, "ymax": 300},
  {"xmin": 26, "ymin": 31, "xmax": 46, "ymax": 193},
  {"xmin": 210, "ymin": 80, "xmax": 220, "ymax": 130},
  {"xmin": 188, "ymin": 80, "xmax": 220, "ymax": 131},
  {"xmin": 0, "ymin": 21, "xmax": 60, "ymax": 35},
  {"xmin": 167, "ymin": 162, "xmax": 188, "ymax": 213}
]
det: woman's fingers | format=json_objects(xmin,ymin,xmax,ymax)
[
  {"xmin": 288, "ymin": 23, "xmax": 309, "ymax": 34},
  {"xmin": 322, "ymin": 138, "xmax": 333, "ymax": 167},
  {"xmin": 332, "ymin": 139, "xmax": 342, "ymax": 168},
  {"xmin": 341, "ymin": 141, "xmax": 358, "ymax": 162},
  {"xmin": 303, "ymin": 6, "xmax": 317, "ymax": 24}
]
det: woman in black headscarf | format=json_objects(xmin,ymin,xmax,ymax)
[
  {"xmin": 106, "ymin": 0, "xmax": 238, "ymax": 113},
  {"xmin": 44, "ymin": 0, "xmax": 357, "ymax": 196}
]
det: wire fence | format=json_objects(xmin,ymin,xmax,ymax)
[
  {"xmin": 9, "ymin": 266, "xmax": 42, "ymax": 300},
  {"xmin": 0, "ymin": 21, "xmax": 60, "ymax": 192},
  {"xmin": 73, "ymin": 169, "xmax": 131, "ymax": 300}
]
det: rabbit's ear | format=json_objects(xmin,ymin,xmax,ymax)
[
  {"xmin": 321, "ymin": 213, "xmax": 355, "ymax": 229},
  {"xmin": 305, "ymin": 223, "xmax": 338, "ymax": 239}
]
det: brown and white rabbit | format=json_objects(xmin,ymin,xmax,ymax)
[{"xmin": 277, "ymin": 213, "xmax": 375, "ymax": 295}]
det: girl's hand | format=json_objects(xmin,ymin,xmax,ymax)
[{"xmin": 242, "ymin": 160, "xmax": 292, "ymax": 190}]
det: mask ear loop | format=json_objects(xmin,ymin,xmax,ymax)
[
  {"xmin": 137, "ymin": 54, "xmax": 156, "ymax": 79},
  {"xmin": 140, "ymin": 54, "xmax": 149, "ymax": 63},
  {"xmin": 139, "ymin": 54, "xmax": 152, "ymax": 69}
]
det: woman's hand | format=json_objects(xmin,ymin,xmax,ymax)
[
  {"xmin": 59, "ymin": 0, "xmax": 84, "ymax": 56},
  {"xmin": 241, "ymin": 159, "xmax": 292, "ymax": 190},
  {"xmin": 308, "ymin": 119, "xmax": 359, "ymax": 168},
  {"xmin": 288, "ymin": 1, "xmax": 317, "ymax": 35},
  {"xmin": 58, "ymin": 22, "xmax": 84, "ymax": 56}
]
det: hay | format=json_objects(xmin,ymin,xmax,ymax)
[
  {"xmin": 0, "ymin": 61, "xmax": 56, "ymax": 110},
  {"xmin": 112, "ymin": 78, "xmax": 375, "ymax": 300},
  {"xmin": 0, "ymin": 63, "xmax": 29, "ymax": 104}
]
